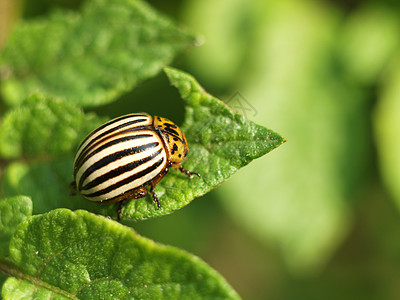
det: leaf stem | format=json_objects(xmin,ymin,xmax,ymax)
[{"xmin": 0, "ymin": 258, "xmax": 78, "ymax": 299}]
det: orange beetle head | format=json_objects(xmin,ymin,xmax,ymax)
[{"xmin": 153, "ymin": 116, "xmax": 188, "ymax": 164}]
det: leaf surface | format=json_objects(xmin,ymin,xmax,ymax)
[
  {"xmin": 0, "ymin": 196, "xmax": 32, "ymax": 258},
  {"xmin": 0, "ymin": 209, "xmax": 240, "ymax": 299}
]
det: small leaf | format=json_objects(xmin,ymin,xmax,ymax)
[
  {"xmin": 0, "ymin": 0, "xmax": 198, "ymax": 107},
  {"xmin": 0, "ymin": 209, "xmax": 240, "ymax": 299},
  {"xmin": 0, "ymin": 196, "xmax": 32, "ymax": 258},
  {"xmin": 118, "ymin": 68, "xmax": 286, "ymax": 220},
  {"xmin": 0, "ymin": 94, "xmax": 105, "ymax": 159}
]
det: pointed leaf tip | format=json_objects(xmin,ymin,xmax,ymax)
[{"xmin": 119, "ymin": 68, "xmax": 285, "ymax": 220}]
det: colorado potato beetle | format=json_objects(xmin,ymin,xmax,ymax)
[{"xmin": 70, "ymin": 113, "xmax": 200, "ymax": 215}]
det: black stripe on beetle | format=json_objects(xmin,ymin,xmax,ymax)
[
  {"xmin": 82, "ymin": 148, "xmax": 164, "ymax": 190},
  {"xmin": 77, "ymin": 141, "xmax": 160, "ymax": 189},
  {"xmin": 84, "ymin": 114, "xmax": 145, "ymax": 140},
  {"xmin": 75, "ymin": 133, "xmax": 153, "ymax": 174},
  {"xmin": 83, "ymin": 157, "xmax": 165, "ymax": 198},
  {"xmin": 76, "ymin": 121, "xmax": 151, "ymax": 165}
]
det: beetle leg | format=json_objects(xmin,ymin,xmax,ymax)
[
  {"xmin": 149, "ymin": 185, "xmax": 161, "ymax": 209},
  {"xmin": 116, "ymin": 186, "xmax": 148, "ymax": 220},
  {"xmin": 133, "ymin": 186, "xmax": 148, "ymax": 199},
  {"xmin": 116, "ymin": 201, "xmax": 125, "ymax": 220},
  {"xmin": 172, "ymin": 164, "xmax": 200, "ymax": 178},
  {"xmin": 69, "ymin": 181, "xmax": 77, "ymax": 196},
  {"xmin": 147, "ymin": 166, "xmax": 170, "ymax": 209}
]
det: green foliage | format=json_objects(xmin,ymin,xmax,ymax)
[
  {"xmin": 0, "ymin": 1, "xmax": 286, "ymax": 298},
  {"xmin": 0, "ymin": 209, "xmax": 240, "ymax": 299},
  {"xmin": 3, "ymin": 0, "xmax": 400, "ymax": 298},
  {"xmin": 0, "ymin": 0, "xmax": 198, "ymax": 107}
]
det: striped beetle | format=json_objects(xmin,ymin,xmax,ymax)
[{"xmin": 70, "ymin": 113, "xmax": 200, "ymax": 215}]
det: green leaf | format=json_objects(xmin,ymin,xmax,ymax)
[
  {"xmin": 0, "ymin": 0, "xmax": 197, "ymax": 107},
  {"xmin": 118, "ymin": 68, "xmax": 285, "ymax": 220},
  {"xmin": 0, "ymin": 94, "xmax": 105, "ymax": 159},
  {"xmin": 0, "ymin": 196, "xmax": 32, "ymax": 258},
  {"xmin": 0, "ymin": 209, "xmax": 240, "ymax": 299}
]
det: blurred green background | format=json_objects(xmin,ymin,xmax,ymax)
[{"xmin": 2, "ymin": 0, "xmax": 400, "ymax": 299}]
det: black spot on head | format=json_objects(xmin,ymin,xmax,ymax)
[
  {"xmin": 178, "ymin": 154, "xmax": 182, "ymax": 158},
  {"xmin": 165, "ymin": 134, "xmax": 170, "ymax": 143},
  {"xmin": 157, "ymin": 117, "xmax": 161, "ymax": 121},
  {"xmin": 171, "ymin": 143, "xmax": 178, "ymax": 154},
  {"xmin": 158, "ymin": 125, "xmax": 162, "ymax": 127},
  {"xmin": 184, "ymin": 150, "xmax": 188, "ymax": 157},
  {"xmin": 173, "ymin": 137, "xmax": 179, "ymax": 141}
]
